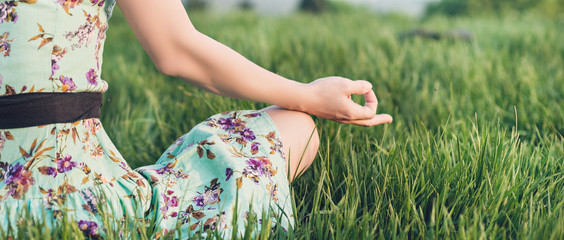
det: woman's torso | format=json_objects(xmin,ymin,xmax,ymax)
[{"xmin": 1, "ymin": 0, "xmax": 116, "ymax": 95}]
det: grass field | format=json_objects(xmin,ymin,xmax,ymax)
[
  {"xmin": 10, "ymin": 6, "xmax": 564, "ymax": 239},
  {"xmin": 103, "ymin": 7, "xmax": 563, "ymax": 239}
]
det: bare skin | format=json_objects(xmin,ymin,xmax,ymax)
[
  {"xmin": 115, "ymin": 0, "xmax": 393, "ymax": 180},
  {"xmin": 261, "ymin": 106, "xmax": 319, "ymax": 181}
]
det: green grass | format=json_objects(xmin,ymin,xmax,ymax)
[{"xmin": 10, "ymin": 7, "xmax": 564, "ymax": 239}]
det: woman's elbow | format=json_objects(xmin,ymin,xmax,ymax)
[
  {"xmin": 152, "ymin": 31, "xmax": 201, "ymax": 77},
  {"xmin": 153, "ymin": 56, "xmax": 179, "ymax": 76},
  {"xmin": 152, "ymin": 48, "xmax": 201, "ymax": 79},
  {"xmin": 152, "ymin": 53, "xmax": 209, "ymax": 90}
]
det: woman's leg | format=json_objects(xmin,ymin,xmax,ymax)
[{"xmin": 262, "ymin": 106, "xmax": 320, "ymax": 182}]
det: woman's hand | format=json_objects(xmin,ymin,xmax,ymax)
[{"xmin": 304, "ymin": 77, "xmax": 393, "ymax": 127}]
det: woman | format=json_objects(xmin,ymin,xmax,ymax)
[{"xmin": 0, "ymin": 0, "xmax": 392, "ymax": 238}]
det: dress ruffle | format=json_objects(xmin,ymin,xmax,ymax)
[{"xmin": 0, "ymin": 111, "xmax": 293, "ymax": 238}]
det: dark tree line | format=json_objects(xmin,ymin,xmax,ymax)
[
  {"xmin": 426, "ymin": 0, "xmax": 564, "ymax": 17},
  {"xmin": 300, "ymin": 0, "xmax": 328, "ymax": 12},
  {"xmin": 184, "ymin": 0, "xmax": 330, "ymax": 13}
]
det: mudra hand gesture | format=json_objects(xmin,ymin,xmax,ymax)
[{"xmin": 305, "ymin": 77, "xmax": 393, "ymax": 126}]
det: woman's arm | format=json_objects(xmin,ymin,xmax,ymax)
[{"xmin": 116, "ymin": 0, "xmax": 392, "ymax": 126}]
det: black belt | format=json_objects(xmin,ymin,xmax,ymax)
[{"xmin": 0, "ymin": 92, "xmax": 102, "ymax": 129}]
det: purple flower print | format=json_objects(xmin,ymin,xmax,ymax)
[
  {"xmin": 50, "ymin": 45, "xmax": 66, "ymax": 76},
  {"xmin": 90, "ymin": 0, "xmax": 105, "ymax": 7},
  {"xmin": 156, "ymin": 165, "xmax": 173, "ymax": 175},
  {"xmin": 2, "ymin": 162, "xmax": 23, "ymax": 185},
  {"xmin": 56, "ymin": 154, "xmax": 77, "ymax": 173},
  {"xmin": 179, "ymin": 212, "xmax": 192, "ymax": 225},
  {"xmin": 203, "ymin": 186, "xmax": 222, "ymax": 205},
  {"xmin": 217, "ymin": 117, "xmax": 235, "ymax": 129},
  {"xmin": 51, "ymin": 61, "xmax": 59, "ymax": 75},
  {"xmin": 251, "ymin": 142, "xmax": 260, "ymax": 154},
  {"xmin": 0, "ymin": 41, "xmax": 10, "ymax": 57},
  {"xmin": 216, "ymin": 116, "xmax": 246, "ymax": 134},
  {"xmin": 45, "ymin": 188, "xmax": 56, "ymax": 198},
  {"xmin": 77, "ymin": 220, "xmax": 99, "ymax": 237},
  {"xmin": 153, "ymin": 164, "xmax": 189, "ymax": 180},
  {"xmin": 86, "ymin": 68, "xmax": 98, "ymax": 86},
  {"xmin": 81, "ymin": 189, "xmax": 99, "ymax": 214},
  {"xmin": 1, "ymin": 32, "xmax": 14, "ymax": 57},
  {"xmin": 240, "ymin": 128, "xmax": 256, "ymax": 141},
  {"xmin": 192, "ymin": 178, "xmax": 223, "ymax": 208},
  {"xmin": 160, "ymin": 193, "xmax": 179, "ymax": 216},
  {"xmin": 170, "ymin": 196, "xmax": 179, "ymax": 207},
  {"xmin": 193, "ymin": 195, "xmax": 205, "ymax": 207},
  {"xmin": 59, "ymin": 76, "xmax": 77, "ymax": 92},
  {"xmin": 2, "ymin": 161, "xmax": 35, "ymax": 199},
  {"xmin": 247, "ymin": 158, "xmax": 265, "ymax": 174},
  {"xmin": 0, "ymin": 1, "xmax": 18, "ymax": 24},
  {"xmin": 45, "ymin": 167, "xmax": 58, "ymax": 177},
  {"xmin": 225, "ymin": 168, "xmax": 233, "ymax": 181},
  {"xmin": 242, "ymin": 158, "xmax": 276, "ymax": 183}
]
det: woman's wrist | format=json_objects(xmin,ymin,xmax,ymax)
[{"xmin": 274, "ymin": 80, "xmax": 316, "ymax": 114}]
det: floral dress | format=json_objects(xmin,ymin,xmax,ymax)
[{"xmin": 0, "ymin": 0, "xmax": 293, "ymax": 238}]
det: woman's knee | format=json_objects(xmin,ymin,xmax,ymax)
[{"xmin": 261, "ymin": 106, "xmax": 319, "ymax": 181}]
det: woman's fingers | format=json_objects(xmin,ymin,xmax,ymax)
[
  {"xmin": 362, "ymin": 88, "xmax": 378, "ymax": 114},
  {"xmin": 345, "ymin": 80, "xmax": 382, "ymax": 120},
  {"xmin": 342, "ymin": 80, "xmax": 375, "ymax": 119},
  {"xmin": 363, "ymin": 88, "xmax": 378, "ymax": 110},
  {"xmin": 341, "ymin": 80, "xmax": 391, "ymax": 126},
  {"xmin": 310, "ymin": 77, "xmax": 392, "ymax": 126},
  {"xmin": 339, "ymin": 114, "xmax": 393, "ymax": 127}
]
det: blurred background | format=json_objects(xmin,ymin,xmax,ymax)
[
  {"xmin": 182, "ymin": 0, "xmax": 436, "ymax": 17},
  {"xmin": 180, "ymin": 0, "xmax": 564, "ymax": 18}
]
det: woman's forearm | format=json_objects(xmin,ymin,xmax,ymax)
[
  {"xmin": 117, "ymin": 0, "xmax": 313, "ymax": 112},
  {"xmin": 165, "ymin": 30, "xmax": 313, "ymax": 112}
]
